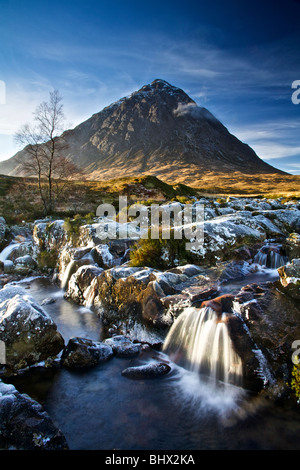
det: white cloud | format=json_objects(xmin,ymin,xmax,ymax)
[{"xmin": 250, "ymin": 143, "xmax": 300, "ymax": 160}]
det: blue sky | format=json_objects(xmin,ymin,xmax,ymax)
[{"xmin": 1, "ymin": 0, "xmax": 300, "ymax": 174}]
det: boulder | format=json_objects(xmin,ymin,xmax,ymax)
[
  {"xmin": 278, "ymin": 259, "xmax": 300, "ymax": 299},
  {"xmin": 233, "ymin": 281, "xmax": 300, "ymax": 390},
  {"xmin": 189, "ymin": 208, "xmax": 300, "ymax": 265},
  {"xmin": 90, "ymin": 244, "xmax": 114, "ymax": 268},
  {"xmin": 33, "ymin": 220, "xmax": 67, "ymax": 251},
  {"xmin": 104, "ymin": 335, "xmax": 141, "ymax": 357},
  {"xmin": 65, "ymin": 265, "xmax": 103, "ymax": 305},
  {"xmin": 0, "ymin": 285, "xmax": 64, "ymax": 371},
  {"xmin": 283, "ymin": 233, "xmax": 300, "ymax": 260},
  {"xmin": 14, "ymin": 254, "xmax": 38, "ymax": 274},
  {"xmin": 0, "ymin": 380, "xmax": 68, "ymax": 450},
  {"xmin": 194, "ymin": 211, "xmax": 266, "ymax": 265},
  {"xmin": 121, "ymin": 361, "xmax": 171, "ymax": 379},
  {"xmin": 60, "ymin": 337, "xmax": 113, "ymax": 368}
]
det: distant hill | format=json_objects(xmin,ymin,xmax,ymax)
[{"xmin": 0, "ymin": 79, "xmax": 286, "ymax": 184}]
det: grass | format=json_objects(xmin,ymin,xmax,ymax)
[{"xmin": 0, "ymin": 171, "xmax": 299, "ymax": 224}]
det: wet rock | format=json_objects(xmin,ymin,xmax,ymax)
[
  {"xmin": 200, "ymin": 294, "xmax": 235, "ymax": 316},
  {"xmin": 0, "ymin": 285, "xmax": 64, "ymax": 372},
  {"xmin": 41, "ymin": 297, "xmax": 56, "ymax": 306},
  {"xmin": 215, "ymin": 260, "xmax": 254, "ymax": 282},
  {"xmin": 0, "ymin": 217, "xmax": 7, "ymax": 250},
  {"xmin": 94, "ymin": 267, "xmax": 156, "ymax": 326},
  {"xmin": 283, "ymin": 233, "xmax": 300, "ymax": 260},
  {"xmin": 140, "ymin": 281, "xmax": 165, "ymax": 326},
  {"xmin": 1, "ymin": 260, "xmax": 14, "ymax": 274},
  {"xmin": 90, "ymin": 244, "xmax": 114, "ymax": 268},
  {"xmin": 167, "ymin": 264, "xmax": 205, "ymax": 277},
  {"xmin": 278, "ymin": 259, "xmax": 300, "ymax": 299},
  {"xmin": 104, "ymin": 335, "xmax": 141, "ymax": 357},
  {"xmin": 0, "ymin": 380, "xmax": 68, "ymax": 450},
  {"xmin": 121, "ymin": 361, "xmax": 171, "ymax": 379},
  {"xmin": 60, "ymin": 253, "xmax": 95, "ymax": 289},
  {"xmin": 14, "ymin": 254, "xmax": 38, "ymax": 274},
  {"xmin": 181, "ymin": 281, "xmax": 219, "ymax": 303},
  {"xmin": 226, "ymin": 314, "xmax": 266, "ymax": 392},
  {"xmin": 65, "ymin": 264, "xmax": 103, "ymax": 304},
  {"xmin": 60, "ymin": 337, "xmax": 113, "ymax": 368},
  {"xmin": 233, "ymin": 281, "xmax": 300, "ymax": 387},
  {"xmin": 33, "ymin": 219, "xmax": 67, "ymax": 252}
]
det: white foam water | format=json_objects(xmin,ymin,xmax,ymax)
[{"xmin": 163, "ymin": 306, "xmax": 243, "ymax": 387}]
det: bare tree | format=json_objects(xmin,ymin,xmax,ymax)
[{"xmin": 15, "ymin": 90, "xmax": 80, "ymax": 214}]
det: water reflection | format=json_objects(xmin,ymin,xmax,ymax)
[{"xmin": 25, "ymin": 277, "xmax": 103, "ymax": 343}]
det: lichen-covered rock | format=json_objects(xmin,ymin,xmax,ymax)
[
  {"xmin": 90, "ymin": 244, "xmax": 114, "ymax": 269},
  {"xmin": 33, "ymin": 219, "xmax": 67, "ymax": 251},
  {"xmin": 233, "ymin": 281, "xmax": 300, "ymax": 391},
  {"xmin": 0, "ymin": 380, "xmax": 68, "ymax": 449},
  {"xmin": 14, "ymin": 254, "xmax": 37, "ymax": 274},
  {"xmin": 60, "ymin": 337, "xmax": 113, "ymax": 368},
  {"xmin": 104, "ymin": 335, "xmax": 141, "ymax": 357},
  {"xmin": 192, "ymin": 211, "xmax": 267, "ymax": 264},
  {"xmin": 65, "ymin": 264, "xmax": 103, "ymax": 305},
  {"xmin": 0, "ymin": 285, "xmax": 64, "ymax": 371},
  {"xmin": 283, "ymin": 233, "xmax": 300, "ymax": 260},
  {"xmin": 278, "ymin": 259, "xmax": 300, "ymax": 299}
]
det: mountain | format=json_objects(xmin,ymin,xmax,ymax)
[{"xmin": 0, "ymin": 79, "xmax": 285, "ymax": 185}]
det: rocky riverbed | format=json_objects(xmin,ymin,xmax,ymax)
[{"xmin": 0, "ymin": 196, "xmax": 300, "ymax": 449}]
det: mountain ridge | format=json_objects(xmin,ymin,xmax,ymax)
[{"xmin": 0, "ymin": 79, "xmax": 286, "ymax": 183}]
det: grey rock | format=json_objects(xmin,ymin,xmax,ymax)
[
  {"xmin": 0, "ymin": 379, "xmax": 68, "ymax": 449},
  {"xmin": 60, "ymin": 337, "xmax": 113, "ymax": 368},
  {"xmin": 121, "ymin": 361, "xmax": 171, "ymax": 379},
  {"xmin": 0, "ymin": 285, "xmax": 64, "ymax": 371},
  {"xmin": 104, "ymin": 335, "xmax": 141, "ymax": 357}
]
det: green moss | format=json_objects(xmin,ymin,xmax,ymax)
[
  {"xmin": 290, "ymin": 363, "xmax": 300, "ymax": 403},
  {"xmin": 129, "ymin": 229, "xmax": 194, "ymax": 269},
  {"xmin": 37, "ymin": 248, "xmax": 58, "ymax": 270}
]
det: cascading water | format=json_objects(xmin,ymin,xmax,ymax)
[
  {"xmin": 253, "ymin": 244, "xmax": 288, "ymax": 269},
  {"xmin": 61, "ymin": 253, "xmax": 94, "ymax": 289},
  {"xmin": 84, "ymin": 277, "xmax": 98, "ymax": 308},
  {"xmin": 163, "ymin": 306, "xmax": 243, "ymax": 387},
  {"xmin": 0, "ymin": 242, "xmax": 20, "ymax": 262}
]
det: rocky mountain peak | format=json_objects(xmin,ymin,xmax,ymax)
[{"xmin": 0, "ymin": 79, "xmax": 285, "ymax": 183}]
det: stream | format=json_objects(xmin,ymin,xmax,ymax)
[{"xmin": 3, "ymin": 273, "xmax": 300, "ymax": 451}]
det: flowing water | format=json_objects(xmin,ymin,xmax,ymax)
[
  {"xmin": 2, "ymin": 238, "xmax": 300, "ymax": 450},
  {"xmin": 163, "ymin": 307, "xmax": 243, "ymax": 386},
  {"xmin": 2, "ymin": 276, "xmax": 300, "ymax": 450},
  {"xmin": 253, "ymin": 243, "xmax": 288, "ymax": 270}
]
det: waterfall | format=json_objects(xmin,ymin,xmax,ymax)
[
  {"xmin": 163, "ymin": 306, "xmax": 243, "ymax": 386},
  {"xmin": 0, "ymin": 243, "xmax": 20, "ymax": 262},
  {"xmin": 61, "ymin": 254, "xmax": 94, "ymax": 289},
  {"xmin": 253, "ymin": 244, "xmax": 288, "ymax": 269},
  {"xmin": 84, "ymin": 277, "xmax": 98, "ymax": 308}
]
